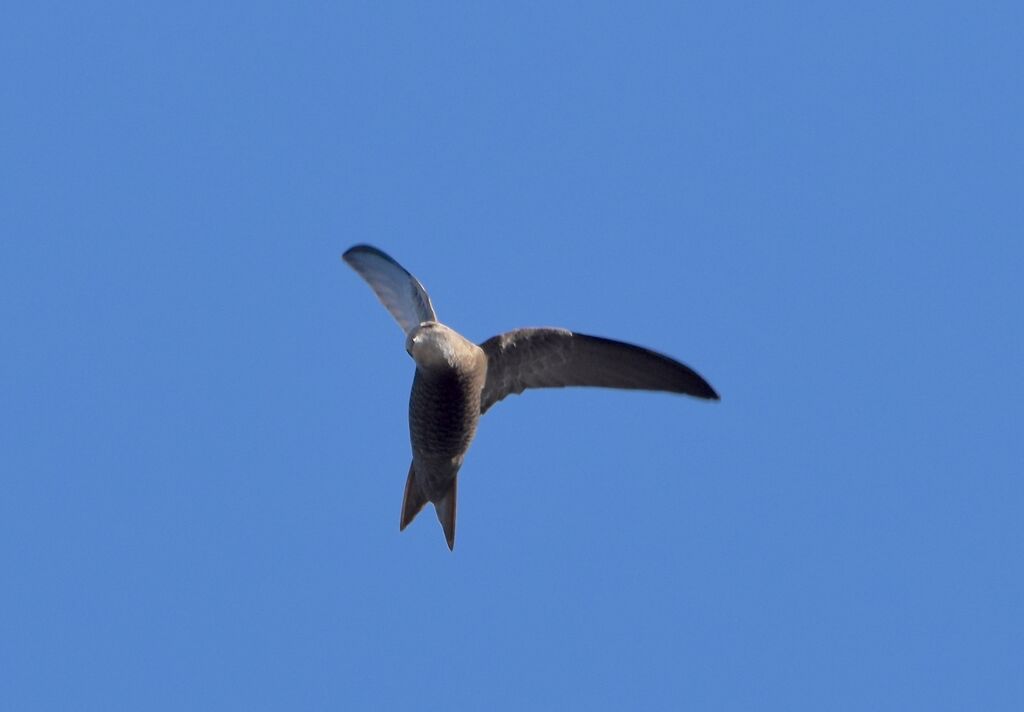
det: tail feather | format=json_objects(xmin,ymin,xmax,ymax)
[
  {"xmin": 434, "ymin": 479, "xmax": 457, "ymax": 551},
  {"xmin": 400, "ymin": 462, "xmax": 428, "ymax": 531},
  {"xmin": 400, "ymin": 462, "xmax": 458, "ymax": 550}
]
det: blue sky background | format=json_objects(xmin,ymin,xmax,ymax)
[{"xmin": 3, "ymin": 2, "xmax": 1022, "ymax": 709}]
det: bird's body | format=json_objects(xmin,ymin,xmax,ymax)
[
  {"xmin": 402, "ymin": 322, "xmax": 487, "ymax": 543},
  {"xmin": 408, "ymin": 361, "xmax": 480, "ymax": 488},
  {"xmin": 342, "ymin": 244, "xmax": 719, "ymax": 549}
]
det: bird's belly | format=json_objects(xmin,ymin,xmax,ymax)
[
  {"xmin": 409, "ymin": 368, "xmax": 481, "ymax": 498},
  {"xmin": 409, "ymin": 370, "xmax": 480, "ymax": 457}
]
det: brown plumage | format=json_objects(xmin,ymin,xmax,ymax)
[{"xmin": 343, "ymin": 244, "xmax": 719, "ymax": 549}]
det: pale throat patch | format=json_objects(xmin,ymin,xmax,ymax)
[{"xmin": 409, "ymin": 324, "xmax": 461, "ymax": 370}]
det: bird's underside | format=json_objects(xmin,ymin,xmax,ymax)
[{"xmin": 343, "ymin": 244, "xmax": 719, "ymax": 550}]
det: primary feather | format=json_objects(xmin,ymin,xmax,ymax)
[{"xmin": 342, "ymin": 244, "xmax": 437, "ymax": 334}]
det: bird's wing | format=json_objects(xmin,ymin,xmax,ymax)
[
  {"xmin": 479, "ymin": 328, "xmax": 719, "ymax": 413},
  {"xmin": 342, "ymin": 245, "xmax": 437, "ymax": 334}
]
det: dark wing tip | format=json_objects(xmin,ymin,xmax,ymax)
[
  {"xmin": 696, "ymin": 381, "xmax": 721, "ymax": 401},
  {"xmin": 342, "ymin": 243, "xmax": 388, "ymax": 263},
  {"xmin": 581, "ymin": 333, "xmax": 720, "ymax": 402},
  {"xmin": 669, "ymin": 365, "xmax": 719, "ymax": 401}
]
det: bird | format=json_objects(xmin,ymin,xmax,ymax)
[{"xmin": 342, "ymin": 244, "xmax": 719, "ymax": 549}]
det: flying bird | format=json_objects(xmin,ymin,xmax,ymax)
[{"xmin": 343, "ymin": 244, "xmax": 718, "ymax": 549}]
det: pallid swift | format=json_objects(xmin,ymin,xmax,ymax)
[{"xmin": 343, "ymin": 245, "xmax": 718, "ymax": 549}]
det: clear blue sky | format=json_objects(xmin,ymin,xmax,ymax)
[{"xmin": 3, "ymin": 2, "xmax": 1022, "ymax": 710}]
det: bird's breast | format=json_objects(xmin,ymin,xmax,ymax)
[{"xmin": 408, "ymin": 365, "xmax": 483, "ymax": 463}]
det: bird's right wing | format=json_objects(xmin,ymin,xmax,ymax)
[
  {"xmin": 342, "ymin": 245, "xmax": 437, "ymax": 334},
  {"xmin": 479, "ymin": 328, "xmax": 719, "ymax": 413}
]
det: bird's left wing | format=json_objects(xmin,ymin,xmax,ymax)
[
  {"xmin": 479, "ymin": 328, "xmax": 719, "ymax": 413},
  {"xmin": 342, "ymin": 245, "xmax": 437, "ymax": 334}
]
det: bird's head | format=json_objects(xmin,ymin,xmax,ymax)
[{"xmin": 406, "ymin": 321, "xmax": 463, "ymax": 370}]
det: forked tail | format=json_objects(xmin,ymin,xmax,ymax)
[{"xmin": 400, "ymin": 462, "xmax": 458, "ymax": 550}]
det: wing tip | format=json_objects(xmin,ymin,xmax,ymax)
[
  {"xmin": 679, "ymin": 368, "xmax": 720, "ymax": 400},
  {"xmin": 696, "ymin": 380, "xmax": 720, "ymax": 401},
  {"xmin": 342, "ymin": 243, "xmax": 385, "ymax": 263}
]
